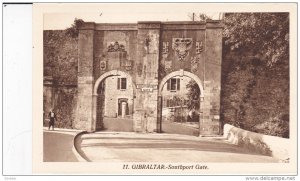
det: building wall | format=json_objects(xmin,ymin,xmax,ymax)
[
  {"xmin": 161, "ymin": 76, "xmax": 192, "ymax": 105},
  {"xmin": 93, "ymin": 28, "xmax": 138, "ymax": 82},
  {"xmin": 103, "ymin": 76, "xmax": 134, "ymax": 117}
]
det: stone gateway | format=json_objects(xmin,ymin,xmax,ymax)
[{"xmin": 44, "ymin": 21, "xmax": 223, "ymax": 136}]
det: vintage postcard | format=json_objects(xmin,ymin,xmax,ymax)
[{"xmin": 32, "ymin": 3, "xmax": 297, "ymax": 175}]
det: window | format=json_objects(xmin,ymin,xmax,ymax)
[
  {"xmin": 117, "ymin": 78, "xmax": 127, "ymax": 90},
  {"xmin": 167, "ymin": 78, "xmax": 180, "ymax": 91}
]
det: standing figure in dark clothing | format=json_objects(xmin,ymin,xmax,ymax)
[{"xmin": 48, "ymin": 109, "xmax": 56, "ymax": 130}]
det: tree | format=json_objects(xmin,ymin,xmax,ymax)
[
  {"xmin": 223, "ymin": 13, "xmax": 289, "ymax": 66},
  {"xmin": 65, "ymin": 18, "xmax": 85, "ymax": 38},
  {"xmin": 221, "ymin": 13, "xmax": 289, "ymax": 138},
  {"xmin": 186, "ymin": 80, "xmax": 200, "ymax": 111},
  {"xmin": 188, "ymin": 13, "xmax": 212, "ymax": 21}
]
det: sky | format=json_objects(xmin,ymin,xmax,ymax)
[{"xmin": 43, "ymin": 4, "xmax": 222, "ymax": 30}]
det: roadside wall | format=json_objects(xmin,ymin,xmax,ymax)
[{"xmin": 223, "ymin": 124, "xmax": 290, "ymax": 162}]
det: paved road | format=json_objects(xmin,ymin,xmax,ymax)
[
  {"xmin": 102, "ymin": 117, "xmax": 133, "ymax": 132},
  {"xmin": 43, "ymin": 130, "xmax": 79, "ymax": 162},
  {"xmin": 78, "ymin": 132, "xmax": 279, "ymax": 163},
  {"xmin": 162, "ymin": 122, "xmax": 199, "ymax": 136}
]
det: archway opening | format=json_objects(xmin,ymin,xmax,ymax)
[
  {"xmin": 93, "ymin": 71, "xmax": 134, "ymax": 132},
  {"xmin": 158, "ymin": 70, "xmax": 203, "ymax": 136}
]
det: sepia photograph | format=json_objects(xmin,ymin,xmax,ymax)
[{"xmin": 31, "ymin": 3, "xmax": 297, "ymax": 174}]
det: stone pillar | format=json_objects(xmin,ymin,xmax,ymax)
[
  {"xmin": 91, "ymin": 94, "xmax": 98, "ymax": 131},
  {"xmin": 75, "ymin": 23, "xmax": 95, "ymax": 131},
  {"xmin": 157, "ymin": 95, "xmax": 163, "ymax": 133},
  {"xmin": 134, "ymin": 22, "xmax": 161, "ymax": 133},
  {"xmin": 199, "ymin": 21, "xmax": 223, "ymax": 135}
]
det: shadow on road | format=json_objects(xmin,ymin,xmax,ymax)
[
  {"xmin": 80, "ymin": 136, "xmax": 264, "ymax": 156},
  {"xmin": 43, "ymin": 132, "xmax": 78, "ymax": 162}
]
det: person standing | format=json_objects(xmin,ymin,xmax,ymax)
[{"xmin": 48, "ymin": 109, "xmax": 56, "ymax": 130}]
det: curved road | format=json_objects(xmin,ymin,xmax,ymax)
[
  {"xmin": 43, "ymin": 130, "xmax": 278, "ymax": 163},
  {"xmin": 78, "ymin": 132, "xmax": 279, "ymax": 162},
  {"xmin": 43, "ymin": 130, "xmax": 79, "ymax": 162}
]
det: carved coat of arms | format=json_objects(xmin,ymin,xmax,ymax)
[
  {"xmin": 196, "ymin": 41, "xmax": 204, "ymax": 54},
  {"xmin": 100, "ymin": 60, "xmax": 107, "ymax": 70},
  {"xmin": 107, "ymin": 41, "xmax": 125, "ymax": 52},
  {"xmin": 124, "ymin": 60, "xmax": 132, "ymax": 71},
  {"xmin": 172, "ymin": 38, "xmax": 193, "ymax": 61},
  {"xmin": 164, "ymin": 60, "xmax": 172, "ymax": 71},
  {"xmin": 162, "ymin": 42, "xmax": 169, "ymax": 54},
  {"xmin": 191, "ymin": 56, "xmax": 200, "ymax": 73}
]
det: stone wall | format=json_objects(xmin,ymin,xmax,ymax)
[
  {"xmin": 103, "ymin": 76, "xmax": 134, "ymax": 117},
  {"xmin": 158, "ymin": 21, "xmax": 223, "ymax": 135},
  {"xmin": 43, "ymin": 30, "xmax": 78, "ymax": 129},
  {"xmin": 220, "ymin": 53, "xmax": 289, "ymax": 138},
  {"xmin": 93, "ymin": 30, "xmax": 138, "ymax": 81},
  {"xmin": 223, "ymin": 124, "xmax": 290, "ymax": 162},
  {"xmin": 134, "ymin": 22, "xmax": 161, "ymax": 133}
]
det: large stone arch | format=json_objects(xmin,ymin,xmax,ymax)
[
  {"xmin": 158, "ymin": 69, "xmax": 204, "ymax": 97},
  {"xmin": 91, "ymin": 70, "xmax": 136, "ymax": 131}
]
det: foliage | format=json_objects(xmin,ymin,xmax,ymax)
[
  {"xmin": 44, "ymin": 30, "xmax": 78, "ymax": 129},
  {"xmin": 221, "ymin": 13, "xmax": 289, "ymax": 138},
  {"xmin": 65, "ymin": 18, "xmax": 85, "ymax": 38},
  {"xmin": 223, "ymin": 13, "xmax": 289, "ymax": 66},
  {"xmin": 186, "ymin": 80, "xmax": 200, "ymax": 111},
  {"xmin": 54, "ymin": 88, "xmax": 77, "ymax": 129},
  {"xmin": 188, "ymin": 13, "xmax": 212, "ymax": 21},
  {"xmin": 44, "ymin": 30, "xmax": 78, "ymax": 84}
]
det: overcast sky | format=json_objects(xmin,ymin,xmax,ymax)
[{"xmin": 43, "ymin": 4, "xmax": 221, "ymax": 30}]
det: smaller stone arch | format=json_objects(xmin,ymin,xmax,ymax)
[
  {"xmin": 91, "ymin": 70, "xmax": 136, "ymax": 131},
  {"xmin": 158, "ymin": 69, "xmax": 204, "ymax": 97},
  {"xmin": 157, "ymin": 69, "xmax": 204, "ymax": 134},
  {"xmin": 93, "ymin": 70, "xmax": 136, "ymax": 96}
]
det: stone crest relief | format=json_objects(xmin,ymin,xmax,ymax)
[
  {"xmin": 107, "ymin": 41, "xmax": 126, "ymax": 52},
  {"xmin": 162, "ymin": 42, "xmax": 169, "ymax": 54},
  {"xmin": 172, "ymin": 38, "xmax": 193, "ymax": 61},
  {"xmin": 162, "ymin": 41, "xmax": 171, "ymax": 71},
  {"xmin": 164, "ymin": 60, "xmax": 172, "ymax": 71},
  {"xmin": 124, "ymin": 60, "xmax": 132, "ymax": 71},
  {"xmin": 191, "ymin": 56, "xmax": 200, "ymax": 73},
  {"xmin": 100, "ymin": 60, "xmax": 107, "ymax": 71},
  {"xmin": 196, "ymin": 41, "xmax": 204, "ymax": 54},
  {"xmin": 137, "ymin": 63, "xmax": 143, "ymax": 76}
]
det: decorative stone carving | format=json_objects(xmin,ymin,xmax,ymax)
[
  {"xmin": 107, "ymin": 41, "xmax": 126, "ymax": 52},
  {"xmin": 124, "ymin": 60, "xmax": 132, "ymax": 71},
  {"xmin": 172, "ymin": 38, "xmax": 193, "ymax": 61},
  {"xmin": 191, "ymin": 56, "xmax": 200, "ymax": 73},
  {"xmin": 100, "ymin": 60, "xmax": 107, "ymax": 71},
  {"xmin": 137, "ymin": 63, "xmax": 143, "ymax": 76},
  {"xmin": 164, "ymin": 60, "xmax": 172, "ymax": 71},
  {"xmin": 162, "ymin": 42, "xmax": 169, "ymax": 54},
  {"xmin": 196, "ymin": 41, "xmax": 204, "ymax": 54}
]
